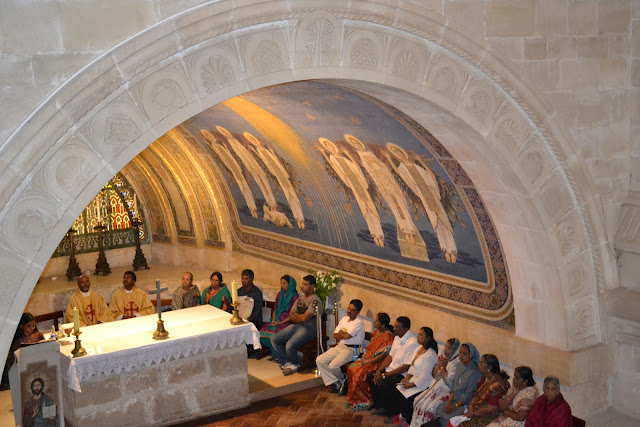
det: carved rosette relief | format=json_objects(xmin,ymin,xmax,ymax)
[
  {"xmin": 489, "ymin": 104, "xmax": 533, "ymax": 158},
  {"xmin": 553, "ymin": 213, "xmax": 588, "ymax": 261},
  {"xmin": 567, "ymin": 296, "xmax": 599, "ymax": 347},
  {"xmin": 131, "ymin": 62, "xmax": 193, "ymax": 124},
  {"xmin": 515, "ymin": 134, "xmax": 551, "ymax": 194},
  {"xmin": 1, "ymin": 191, "xmax": 59, "ymax": 257},
  {"xmin": 105, "ymin": 117, "xmax": 135, "ymax": 145},
  {"xmin": 185, "ymin": 43, "xmax": 240, "ymax": 97},
  {"xmin": 350, "ymin": 38, "xmax": 378, "ymax": 70},
  {"xmin": 523, "ymin": 151, "xmax": 544, "ymax": 182},
  {"xmin": 296, "ymin": 12, "xmax": 338, "ymax": 67},
  {"xmin": 248, "ymin": 39, "xmax": 285, "ymax": 76},
  {"xmin": 201, "ymin": 56, "xmax": 236, "ymax": 92},
  {"xmin": 425, "ymin": 53, "xmax": 469, "ymax": 110},
  {"xmin": 559, "ymin": 251, "xmax": 595, "ymax": 302},
  {"xmin": 43, "ymin": 138, "xmax": 102, "ymax": 204},
  {"xmin": 392, "ymin": 49, "xmax": 419, "ymax": 81},
  {"xmin": 536, "ymin": 173, "xmax": 573, "ymax": 226},
  {"xmin": 457, "ymin": 76, "xmax": 502, "ymax": 133},
  {"xmin": 558, "ymin": 226, "xmax": 576, "ymax": 257},
  {"xmin": 79, "ymin": 93, "xmax": 145, "ymax": 161}
]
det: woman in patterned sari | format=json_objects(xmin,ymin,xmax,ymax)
[
  {"xmin": 259, "ymin": 275, "xmax": 298, "ymax": 354},
  {"xmin": 488, "ymin": 366, "xmax": 538, "ymax": 427},
  {"xmin": 345, "ymin": 312, "xmax": 394, "ymax": 411},
  {"xmin": 456, "ymin": 354, "xmax": 510, "ymax": 427},
  {"xmin": 409, "ymin": 338, "xmax": 461, "ymax": 427}
]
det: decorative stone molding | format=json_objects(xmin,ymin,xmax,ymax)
[{"xmin": 0, "ymin": 1, "xmax": 613, "ymax": 355}]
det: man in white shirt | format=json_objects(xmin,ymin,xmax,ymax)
[
  {"xmin": 367, "ymin": 316, "xmax": 419, "ymax": 414},
  {"xmin": 316, "ymin": 299, "xmax": 365, "ymax": 393}
]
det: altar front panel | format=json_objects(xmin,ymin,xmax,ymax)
[{"xmin": 61, "ymin": 306, "xmax": 256, "ymax": 426}]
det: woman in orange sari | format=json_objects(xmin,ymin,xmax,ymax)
[{"xmin": 345, "ymin": 312, "xmax": 394, "ymax": 411}]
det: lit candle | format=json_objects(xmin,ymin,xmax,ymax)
[
  {"xmin": 231, "ymin": 280, "xmax": 238, "ymax": 304},
  {"xmin": 73, "ymin": 307, "xmax": 79, "ymax": 334}
]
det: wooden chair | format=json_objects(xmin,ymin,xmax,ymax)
[
  {"xmin": 572, "ymin": 415, "xmax": 586, "ymax": 427},
  {"xmin": 298, "ymin": 312, "xmax": 327, "ymax": 371}
]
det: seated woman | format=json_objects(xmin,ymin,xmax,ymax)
[
  {"xmin": 2, "ymin": 313, "xmax": 45, "ymax": 389},
  {"xmin": 259, "ymin": 275, "xmax": 299, "ymax": 355},
  {"xmin": 426, "ymin": 342, "xmax": 482, "ymax": 427},
  {"xmin": 345, "ymin": 312, "xmax": 394, "ymax": 411},
  {"xmin": 201, "ymin": 272, "xmax": 231, "ymax": 312},
  {"xmin": 488, "ymin": 366, "xmax": 538, "ymax": 427},
  {"xmin": 525, "ymin": 376, "xmax": 572, "ymax": 427},
  {"xmin": 410, "ymin": 338, "xmax": 462, "ymax": 427},
  {"xmin": 381, "ymin": 327, "xmax": 439, "ymax": 426},
  {"xmin": 455, "ymin": 354, "xmax": 511, "ymax": 427}
]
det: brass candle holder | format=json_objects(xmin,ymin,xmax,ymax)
[
  {"xmin": 94, "ymin": 222, "xmax": 111, "ymax": 276},
  {"xmin": 71, "ymin": 331, "xmax": 86, "ymax": 358},
  {"xmin": 131, "ymin": 217, "xmax": 149, "ymax": 271},
  {"xmin": 229, "ymin": 302, "xmax": 244, "ymax": 325},
  {"xmin": 153, "ymin": 318, "xmax": 169, "ymax": 340}
]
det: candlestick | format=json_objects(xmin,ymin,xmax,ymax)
[
  {"xmin": 94, "ymin": 222, "xmax": 111, "ymax": 275},
  {"xmin": 229, "ymin": 302, "xmax": 244, "ymax": 325},
  {"xmin": 96, "ymin": 198, "xmax": 101, "ymax": 222},
  {"xmin": 133, "ymin": 194, "xmax": 138, "ymax": 217},
  {"xmin": 231, "ymin": 280, "xmax": 238, "ymax": 304},
  {"xmin": 71, "ymin": 331, "xmax": 86, "ymax": 358},
  {"xmin": 131, "ymin": 216, "xmax": 149, "ymax": 270},
  {"xmin": 66, "ymin": 228, "xmax": 81, "ymax": 281},
  {"xmin": 73, "ymin": 307, "xmax": 79, "ymax": 334}
]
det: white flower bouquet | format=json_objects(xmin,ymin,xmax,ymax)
[{"xmin": 309, "ymin": 269, "xmax": 342, "ymax": 308}]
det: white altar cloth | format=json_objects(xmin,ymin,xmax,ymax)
[{"xmin": 60, "ymin": 305, "xmax": 259, "ymax": 391}]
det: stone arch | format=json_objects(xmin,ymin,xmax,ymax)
[{"xmin": 0, "ymin": 1, "xmax": 613, "ymax": 356}]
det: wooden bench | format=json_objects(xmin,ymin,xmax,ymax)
[
  {"xmin": 34, "ymin": 311, "xmax": 65, "ymax": 330},
  {"xmin": 32, "ymin": 297, "xmax": 173, "ymax": 329},
  {"xmin": 572, "ymin": 415, "xmax": 585, "ymax": 427}
]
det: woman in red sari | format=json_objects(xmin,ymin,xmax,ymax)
[
  {"xmin": 345, "ymin": 312, "xmax": 394, "ymax": 411},
  {"xmin": 525, "ymin": 376, "xmax": 572, "ymax": 427}
]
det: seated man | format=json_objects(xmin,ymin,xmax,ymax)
[
  {"xmin": 65, "ymin": 275, "xmax": 113, "ymax": 326},
  {"xmin": 271, "ymin": 275, "xmax": 322, "ymax": 375},
  {"xmin": 171, "ymin": 271, "xmax": 200, "ymax": 310},
  {"xmin": 237, "ymin": 269, "xmax": 264, "ymax": 330},
  {"xmin": 109, "ymin": 271, "xmax": 155, "ymax": 319},
  {"xmin": 367, "ymin": 316, "xmax": 419, "ymax": 414},
  {"xmin": 316, "ymin": 299, "xmax": 365, "ymax": 393}
]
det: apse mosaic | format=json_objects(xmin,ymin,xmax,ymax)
[{"xmin": 181, "ymin": 81, "xmax": 513, "ymax": 328}]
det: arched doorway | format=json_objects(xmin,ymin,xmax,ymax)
[{"xmin": 0, "ymin": 2, "xmax": 611, "ymax": 363}]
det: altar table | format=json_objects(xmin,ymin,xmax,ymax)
[{"xmin": 59, "ymin": 305, "xmax": 259, "ymax": 426}]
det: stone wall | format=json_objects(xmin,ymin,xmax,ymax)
[{"xmin": 66, "ymin": 344, "xmax": 248, "ymax": 426}]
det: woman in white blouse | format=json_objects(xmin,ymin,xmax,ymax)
[{"xmin": 379, "ymin": 326, "xmax": 439, "ymax": 425}]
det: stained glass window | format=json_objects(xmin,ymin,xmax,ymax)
[{"xmin": 53, "ymin": 173, "xmax": 148, "ymax": 257}]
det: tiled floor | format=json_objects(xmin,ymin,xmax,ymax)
[
  {"xmin": 179, "ymin": 385, "xmax": 390, "ymax": 426},
  {"xmin": 179, "ymin": 384, "xmax": 640, "ymax": 427}
]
